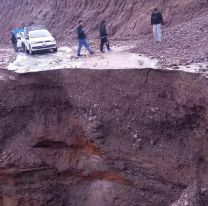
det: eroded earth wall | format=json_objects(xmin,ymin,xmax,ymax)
[{"xmin": 0, "ymin": 69, "xmax": 208, "ymax": 206}]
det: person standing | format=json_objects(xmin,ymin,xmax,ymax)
[
  {"xmin": 77, "ymin": 20, "xmax": 93, "ymax": 57},
  {"xmin": 151, "ymin": 8, "xmax": 164, "ymax": 43},
  {"xmin": 11, "ymin": 32, "xmax": 17, "ymax": 52},
  {"xmin": 99, "ymin": 20, "xmax": 111, "ymax": 53}
]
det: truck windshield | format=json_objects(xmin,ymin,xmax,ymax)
[{"xmin": 29, "ymin": 30, "xmax": 51, "ymax": 38}]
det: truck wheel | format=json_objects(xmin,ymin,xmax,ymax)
[{"xmin": 53, "ymin": 47, "xmax": 58, "ymax": 52}]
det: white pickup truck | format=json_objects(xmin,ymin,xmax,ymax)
[{"xmin": 22, "ymin": 26, "xmax": 57, "ymax": 55}]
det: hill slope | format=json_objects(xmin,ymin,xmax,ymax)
[{"xmin": 0, "ymin": 0, "xmax": 208, "ymax": 44}]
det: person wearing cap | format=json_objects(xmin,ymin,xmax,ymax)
[
  {"xmin": 99, "ymin": 20, "xmax": 111, "ymax": 53},
  {"xmin": 77, "ymin": 20, "xmax": 94, "ymax": 57},
  {"xmin": 151, "ymin": 8, "xmax": 164, "ymax": 43}
]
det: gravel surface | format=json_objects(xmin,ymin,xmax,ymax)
[{"xmin": 133, "ymin": 15, "xmax": 208, "ymax": 69}]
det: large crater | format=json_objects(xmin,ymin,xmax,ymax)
[{"xmin": 0, "ymin": 68, "xmax": 208, "ymax": 206}]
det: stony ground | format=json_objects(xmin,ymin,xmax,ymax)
[
  {"xmin": 0, "ymin": 49, "xmax": 15, "ymax": 69},
  {"xmin": 133, "ymin": 14, "xmax": 208, "ymax": 69}
]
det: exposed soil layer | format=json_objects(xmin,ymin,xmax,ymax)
[{"xmin": 0, "ymin": 68, "xmax": 208, "ymax": 206}]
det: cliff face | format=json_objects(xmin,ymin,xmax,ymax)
[
  {"xmin": 1, "ymin": 1, "xmax": 208, "ymax": 205},
  {"xmin": 0, "ymin": 68, "xmax": 208, "ymax": 206},
  {"xmin": 0, "ymin": 0, "xmax": 207, "ymax": 44}
]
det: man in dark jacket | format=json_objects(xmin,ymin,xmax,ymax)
[
  {"xmin": 77, "ymin": 20, "xmax": 93, "ymax": 57},
  {"xmin": 151, "ymin": 8, "xmax": 164, "ymax": 43},
  {"xmin": 99, "ymin": 20, "xmax": 111, "ymax": 53},
  {"xmin": 11, "ymin": 33, "xmax": 17, "ymax": 52}
]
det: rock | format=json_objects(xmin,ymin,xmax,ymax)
[
  {"xmin": 151, "ymin": 139, "xmax": 156, "ymax": 145},
  {"xmin": 170, "ymin": 182, "xmax": 201, "ymax": 206},
  {"xmin": 201, "ymin": 187, "xmax": 208, "ymax": 194}
]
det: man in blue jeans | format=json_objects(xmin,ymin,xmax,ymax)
[
  {"xmin": 151, "ymin": 8, "xmax": 164, "ymax": 43},
  {"xmin": 77, "ymin": 20, "xmax": 93, "ymax": 57}
]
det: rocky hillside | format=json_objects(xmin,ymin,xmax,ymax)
[
  {"xmin": 0, "ymin": 68, "xmax": 208, "ymax": 206},
  {"xmin": 0, "ymin": 0, "xmax": 208, "ymax": 44}
]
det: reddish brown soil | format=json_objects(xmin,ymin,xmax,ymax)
[
  {"xmin": 1, "ymin": 1, "xmax": 208, "ymax": 206},
  {"xmin": 0, "ymin": 68, "xmax": 208, "ymax": 206}
]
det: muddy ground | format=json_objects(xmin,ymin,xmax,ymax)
[{"xmin": 6, "ymin": 46, "xmax": 158, "ymax": 72}]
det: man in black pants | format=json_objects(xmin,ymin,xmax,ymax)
[
  {"xmin": 11, "ymin": 33, "xmax": 17, "ymax": 52},
  {"xmin": 100, "ymin": 20, "xmax": 111, "ymax": 53}
]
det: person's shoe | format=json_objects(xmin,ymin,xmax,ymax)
[
  {"xmin": 100, "ymin": 50, "xmax": 105, "ymax": 53},
  {"xmin": 90, "ymin": 51, "xmax": 94, "ymax": 55},
  {"xmin": 108, "ymin": 48, "xmax": 112, "ymax": 52},
  {"xmin": 77, "ymin": 54, "xmax": 82, "ymax": 57}
]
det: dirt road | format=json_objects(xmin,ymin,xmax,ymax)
[
  {"xmin": 6, "ymin": 45, "xmax": 158, "ymax": 73},
  {"xmin": 1, "ymin": 44, "xmax": 207, "ymax": 76}
]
